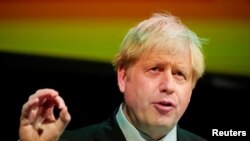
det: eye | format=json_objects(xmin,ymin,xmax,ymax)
[
  {"xmin": 148, "ymin": 66, "xmax": 162, "ymax": 75},
  {"xmin": 173, "ymin": 71, "xmax": 186, "ymax": 80},
  {"xmin": 150, "ymin": 67, "xmax": 159, "ymax": 71}
]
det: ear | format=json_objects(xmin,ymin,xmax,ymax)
[{"xmin": 117, "ymin": 66, "xmax": 126, "ymax": 93}]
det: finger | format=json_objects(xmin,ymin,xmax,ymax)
[
  {"xmin": 45, "ymin": 106, "xmax": 56, "ymax": 121},
  {"xmin": 41, "ymin": 96, "xmax": 64, "ymax": 121},
  {"xmin": 29, "ymin": 88, "xmax": 59, "ymax": 101},
  {"xmin": 21, "ymin": 97, "xmax": 39, "ymax": 120},
  {"xmin": 54, "ymin": 95, "xmax": 67, "ymax": 109},
  {"xmin": 56, "ymin": 107, "xmax": 71, "ymax": 134},
  {"xmin": 22, "ymin": 94, "xmax": 57, "ymax": 122},
  {"xmin": 20, "ymin": 98, "xmax": 40, "ymax": 129}
]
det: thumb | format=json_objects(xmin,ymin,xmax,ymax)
[{"xmin": 56, "ymin": 107, "xmax": 71, "ymax": 134}]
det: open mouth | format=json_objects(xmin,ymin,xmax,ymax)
[
  {"xmin": 153, "ymin": 100, "xmax": 176, "ymax": 114},
  {"xmin": 158, "ymin": 101, "xmax": 174, "ymax": 107}
]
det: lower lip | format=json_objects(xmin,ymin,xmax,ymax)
[{"xmin": 153, "ymin": 103, "xmax": 174, "ymax": 114}]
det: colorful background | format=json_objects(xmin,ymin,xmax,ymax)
[
  {"xmin": 1, "ymin": 0, "xmax": 250, "ymax": 76},
  {"xmin": 0, "ymin": 0, "xmax": 249, "ymax": 140}
]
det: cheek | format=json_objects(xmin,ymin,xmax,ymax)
[
  {"xmin": 177, "ymin": 87, "xmax": 192, "ymax": 111},
  {"xmin": 124, "ymin": 76, "xmax": 153, "ymax": 105}
]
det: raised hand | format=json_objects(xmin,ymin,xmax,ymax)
[{"xmin": 19, "ymin": 88, "xmax": 71, "ymax": 141}]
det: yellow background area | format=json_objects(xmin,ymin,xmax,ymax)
[{"xmin": 0, "ymin": 0, "xmax": 250, "ymax": 76}]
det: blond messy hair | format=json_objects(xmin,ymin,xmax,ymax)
[{"xmin": 112, "ymin": 13, "xmax": 205, "ymax": 81}]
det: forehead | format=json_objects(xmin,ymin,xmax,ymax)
[{"xmin": 140, "ymin": 39, "xmax": 191, "ymax": 63}]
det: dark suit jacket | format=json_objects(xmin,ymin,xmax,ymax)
[{"xmin": 61, "ymin": 113, "xmax": 207, "ymax": 141}]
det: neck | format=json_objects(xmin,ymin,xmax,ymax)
[{"xmin": 122, "ymin": 104, "xmax": 172, "ymax": 140}]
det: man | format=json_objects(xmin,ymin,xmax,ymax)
[{"xmin": 19, "ymin": 13, "xmax": 207, "ymax": 141}]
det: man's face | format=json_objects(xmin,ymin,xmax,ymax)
[{"xmin": 118, "ymin": 41, "xmax": 194, "ymax": 134}]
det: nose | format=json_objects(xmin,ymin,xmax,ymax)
[{"xmin": 159, "ymin": 71, "xmax": 175, "ymax": 94}]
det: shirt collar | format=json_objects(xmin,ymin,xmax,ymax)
[{"xmin": 116, "ymin": 103, "xmax": 177, "ymax": 141}]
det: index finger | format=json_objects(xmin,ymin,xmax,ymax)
[{"xmin": 28, "ymin": 88, "xmax": 59, "ymax": 101}]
